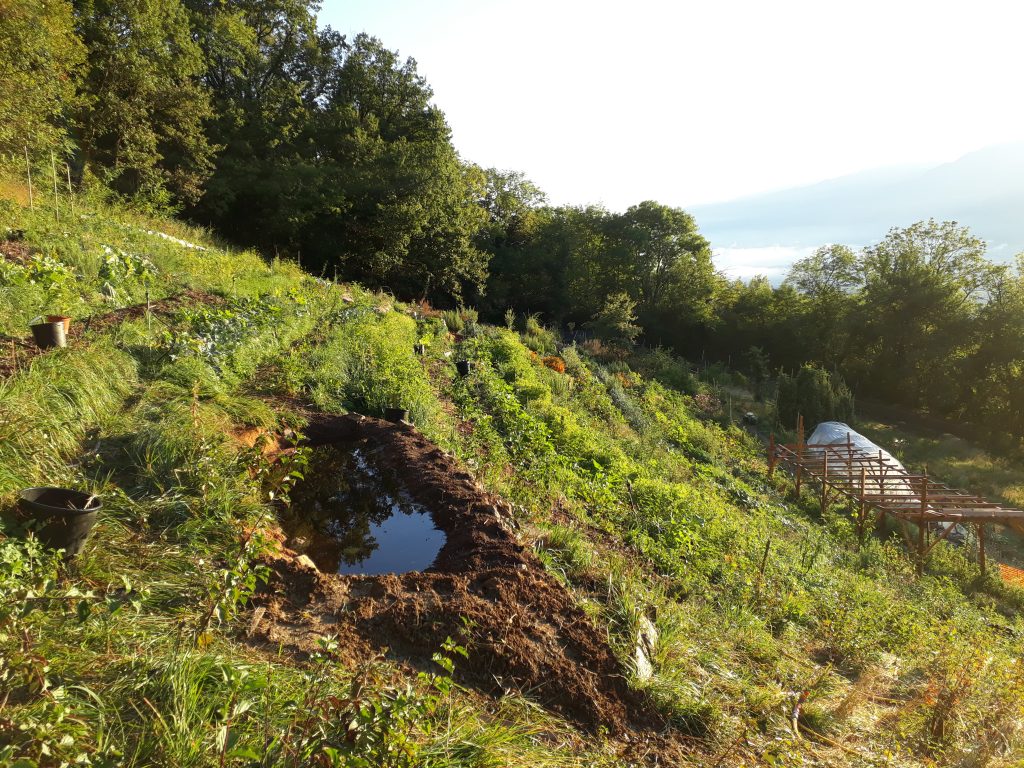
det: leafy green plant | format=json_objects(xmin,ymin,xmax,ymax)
[{"xmin": 99, "ymin": 244, "xmax": 158, "ymax": 285}]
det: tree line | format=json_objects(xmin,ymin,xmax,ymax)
[
  {"xmin": 478, "ymin": 183, "xmax": 1024, "ymax": 450},
  {"xmin": 4, "ymin": 0, "xmax": 1024, "ymax": 449},
  {"xmin": 4, "ymin": 0, "xmax": 487, "ymax": 301}
]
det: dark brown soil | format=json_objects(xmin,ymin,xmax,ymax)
[
  {"xmin": 0, "ymin": 289, "xmax": 223, "ymax": 380},
  {"xmin": 0, "ymin": 239, "xmax": 33, "ymax": 266},
  {"xmin": 254, "ymin": 413, "xmax": 673, "ymax": 749},
  {"xmin": 70, "ymin": 289, "xmax": 224, "ymax": 338}
]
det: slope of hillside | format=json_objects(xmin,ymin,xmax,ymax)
[
  {"xmin": 1, "ymin": 185, "xmax": 1023, "ymax": 767},
  {"xmin": 693, "ymin": 143, "xmax": 1024, "ymax": 256}
]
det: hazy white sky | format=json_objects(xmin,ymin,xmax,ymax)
[{"xmin": 320, "ymin": 0, "xmax": 1024, "ymax": 212}]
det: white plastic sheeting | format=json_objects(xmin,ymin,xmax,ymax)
[
  {"xmin": 807, "ymin": 421, "xmax": 900, "ymax": 468},
  {"xmin": 806, "ymin": 421, "xmax": 967, "ymax": 544},
  {"xmin": 806, "ymin": 421, "xmax": 914, "ymax": 501}
]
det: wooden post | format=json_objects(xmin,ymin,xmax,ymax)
[
  {"xmin": 50, "ymin": 152, "xmax": 59, "ymax": 223},
  {"xmin": 24, "ymin": 146, "xmax": 33, "ymax": 210},
  {"xmin": 978, "ymin": 523, "xmax": 986, "ymax": 576},
  {"xmin": 858, "ymin": 466, "xmax": 867, "ymax": 545},
  {"xmin": 917, "ymin": 476, "xmax": 928, "ymax": 576},
  {"xmin": 876, "ymin": 451, "xmax": 886, "ymax": 531},
  {"xmin": 795, "ymin": 415, "xmax": 804, "ymax": 495},
  {"xmin": 66, "ymin": 164, "xmax": 75, "ymax": 218},
  {"xmin": 820, "ymin": 448, "xmax": 829, "ymax": 516},
  {"xmin": 768, "ymin": 433, "xmax": 776, "ymax": 478}
]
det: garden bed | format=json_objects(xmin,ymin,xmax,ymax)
[{"xmin": 0, "ymin": 289, "xmax": 224, "ymax": 379}]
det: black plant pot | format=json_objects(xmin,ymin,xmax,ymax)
[
  {"xmin": 18, "ymin": 487, "xmax": 101, "ymax": 556},
  {"xmin": 30, "ymin": 321, "xmax": 66, "ymax": 350},
  {"xmin": 456, "ymin": 360, "xmax": 472, "ymax": 377},
  {"xmin": 384, "ymin": 407, "xmax": 410, "ymax": 423}
]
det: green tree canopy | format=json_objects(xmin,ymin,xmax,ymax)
[
  {"xmin": 852, "ymin": 220, "xmax": 998, "ymax": 409},
  {"xmin": 73, "ymin": 0, "xmax": 215, "ymax": 204},
  {"xmin": 187, "ymin": 15, "xmax": 488, "ymax": 301},
  {"xmin": 0, "ymin": 0, "xmax": 85, "ymax": 157}
]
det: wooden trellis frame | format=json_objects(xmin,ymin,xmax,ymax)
[{"xmin": 769, "ymin": 416, "xmax": 1024, "ymax": 575}]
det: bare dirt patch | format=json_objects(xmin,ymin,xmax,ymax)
[
  {"xmin": 253, "ymin": 413, "xmax": 672, "ymax": 745},
  {"xmin": 0, "ymin": 239, "xmax": 33, "ymax": 267}
]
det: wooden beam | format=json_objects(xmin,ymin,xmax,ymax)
[{"xmin": 922, "ymin": 521, "xmax": 959, "ymax": 558}]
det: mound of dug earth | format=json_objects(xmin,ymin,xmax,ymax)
[{"xmin": 253, "ymin": 413, "xmax": 664, "ymax": 737}]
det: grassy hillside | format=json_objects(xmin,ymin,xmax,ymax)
[{"xmin": 1, "ymin": 186, "xmax": 1022, "ymax": 767}]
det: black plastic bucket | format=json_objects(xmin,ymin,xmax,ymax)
[
  {"xmin": 384, "ymin": 407, "xmax": 410, "ymax": 423},
  {"xmin": 18, "ymin": 487, "xmax": 101, "ymax": 556},
  {"xmin": 414, "ymin": 343, "xmax": 425, "ymax": 356},
  {"xmin": 456, "ymin": 360, "xmax": 472, "ymax": 376},
  {"xmin": 30, "ymin": 321, "xmax": 66, "ymax": 350}
]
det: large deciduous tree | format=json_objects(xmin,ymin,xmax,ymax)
[
  {"xmin": 312, "ymin": 34, "xmax": 488, "ymax": 301},
  {"xmin": 184, "ymin": 0, "xmax": 329, "ymax": 241},
  {"xmin": 187, "ymin": 12, "xmax": 488, "ymax": 301},
  {"xmin": 852, "ymin": 220, "xmax": 998, "ymax": 409},
  {"xmin": 73, "ymin": 0, "xmax": 215, "ymax": 205},
  {"xmin": 0, "ymin": 0, "xmax": 85, "ymax": 157},
  {"xmin": 784, "ymin": 244, "xmax": 860, "ymax": 367}
]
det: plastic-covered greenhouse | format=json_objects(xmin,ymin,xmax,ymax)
[{"xmin": 806, "ymin": 421, "xmax": 967, "ymax": 544}]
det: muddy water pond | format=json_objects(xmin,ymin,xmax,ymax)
[{"xmin": 282, "ymin": 446, "xmax": 445, "ymax": 575}]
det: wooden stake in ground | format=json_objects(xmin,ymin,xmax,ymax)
[
  {"xmin": 50, "ymin": 152, "xmax": 60, "ymax": 223},
  {"xmin": 24, "ymin": 146, "xmax": 34, "ymax": 210},
  {"xmin": 66, "ymin": 163, "xmax": 75, "ymax": 218},
  {"xmin": 978, "ymin": 523, "xmax": 986, "ymax": 576},
  {"xmin": 921, "ymin": 475, "xmax": 929, "ymax": 577}
]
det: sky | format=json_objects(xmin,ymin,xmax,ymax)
[{"xmin": 320, "ymin": 0, "xmax": 1024, "ymax": 214}]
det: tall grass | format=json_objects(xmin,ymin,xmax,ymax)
[{"xmin": 0, "ymin": 340, "xmax": 137, "ymax": 494}]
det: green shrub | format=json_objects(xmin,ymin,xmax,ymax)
[
  {"xmin": 521, "ymin": 313, "xmax": 558, "ymax": 355},
  {"xmin": 776, "ymin": 364, "xmax": 854, "ymax": 430}
]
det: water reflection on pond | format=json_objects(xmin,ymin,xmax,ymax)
[{"xmin": 282, "ymin": 446, "xmax": 445, "ymax": 575}]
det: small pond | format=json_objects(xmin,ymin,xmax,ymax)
[{"xmin": 282, "ymin": 446, "xmax": 445, "ymax": 575}]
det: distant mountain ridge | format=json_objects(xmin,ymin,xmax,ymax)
[{"xmin": 691, "ymin": 143, "xmax": 1024, "ymax": 260}]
